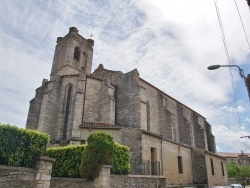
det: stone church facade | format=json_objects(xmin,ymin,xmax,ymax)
[{"xmin": 26, "ymin": 27, "xmax": 228, "ymax": 186}]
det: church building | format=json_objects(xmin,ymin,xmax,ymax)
[{"xmin": 26, "ymin": 27, "xmax": 228, "ymax": 186}]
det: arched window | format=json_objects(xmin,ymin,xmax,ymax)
[
  {"xmin": 62, "ymin": 84, "xmax": 72, "ymax": 139},
  {"xmin": 73, "ymin": 47, "xmax": 80, "ymax": 61}
]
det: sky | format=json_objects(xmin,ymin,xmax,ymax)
[{"xmin": 0, "ymin": 0, "xmax": 250, "ymax": 153}]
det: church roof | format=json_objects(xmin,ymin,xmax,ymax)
[
  {"xmin": 217, "ymin": 152, "xmax": 250, "ymax": 158},
  {"xmin": 79, "ymin": 122, "xmax": 121, "ymax": 129}
]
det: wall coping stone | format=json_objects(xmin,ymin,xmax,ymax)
[
  {"xmin": 0, "ymin": 165, "xmax": 37, "ymax": 172},
  {"xmin": 37, "ymin": 156, "xmax": 56, "ymax": 162},
  {"xmin": 51, "ymin": 177, "xmax": 93, "ymax": 182},
  {"xmin": 102, "ymin": 165, "xmax": 112, "ymax": 169},
  {"xmin": 110, "ymin": 174, "xmax": 166, "ymax": 179}
]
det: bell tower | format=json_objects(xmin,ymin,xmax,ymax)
[
  {"xmin": 26, "ymin": 27, "xmax": 94, "ymax": 144},
  {"xmin": 50, "ymin": 27, "xmax": 94, "ymax": 79}
]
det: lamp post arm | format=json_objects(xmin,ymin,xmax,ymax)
[{"xmin": 220, "ymin": 65, "xmax": 245, "ymax": 78}]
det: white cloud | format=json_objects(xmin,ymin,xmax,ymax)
[{"xmin": 213, "ymin": 124, "xmax": 250, "ymax": 153}]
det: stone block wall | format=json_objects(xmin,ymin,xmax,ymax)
[
  {"xmin": 0, "ymin": 156, "xmax": 55, "ymax": 188},
  {"xmin": 116, "ymin": 70, "xmax": 141, "ymax": 128},
  {"xmin": 139, "ymin": 79, "xmax": 160, "ymax": 134},
  {"xmin": 121, "ymin": 128, "xmax": 143, "ymax": 174},
  {"xmin": 50, "ymin": 177, "xmax": 94, "ymax": 188},
  {"xmin": 0, "ymin": 165, "xmax": 36, "ymax": 188},
  {"xmin": 205, "ymin": 152, "xmax": 228, "ymax": 186},
  {"xmin": 110, "ymin": 175, "xmax": 166, "ymax": 188},
  {"xmin": 205, "ymin": 122, "xmax": 216, "ymax": 153},
  {"xmin": 158, "ymin": 96, "xmax": 173, "ymax": 140},
  {"xmin": 191, "ymin": 148, "xmax": 208, "ymax": 184},
  {"xmin": 193, "ymin": 114, "xmax": 206, "ymax": 149},
  {"xmin": 84, "ymin": 78, "xmax": 102, "ymax": 122},
  {"xmin": 26, "ymin": 79, "xmax": 48, "ymax": 130},
  {"xmin": 178, "ymin": 105, "xmax": 192, "ymax": 146},
  {"xmin": 161, "ymin": 139, "xmax": 193, "ymax": 185}
]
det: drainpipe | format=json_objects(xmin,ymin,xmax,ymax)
[{"xmin": 161, "ymin": 135, "xmax": 163, "ymax": 176}]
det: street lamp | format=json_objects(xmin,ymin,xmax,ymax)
[{"xmin": 207, "ymin": 64, "xmax": 250, "ymax": 101}]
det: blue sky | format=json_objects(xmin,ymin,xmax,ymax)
[{"xmin": 0, "ymin": 0, "xmax": 250, "ymax": 153}]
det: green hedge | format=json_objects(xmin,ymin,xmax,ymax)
[
  {"xmin": 112, "ymin": 142, "xmax": 130, "ymax": 175},
  {"xmin": 0, "ymin": 124, "xmax": 49, "ymax": 168},
  {"xmin": 46, "ymin": 132, "xmax": 131, "ymax": 178},
  {"xmin": 46, "ymin": 145, "xmax": 85, "ymax": 177}
]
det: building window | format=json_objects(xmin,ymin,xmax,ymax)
[
  {"xmin": 163, "ymin": 97, "xmax": 167, "ymax": 108},
  {"xmin": 210, "ymin": 158, "xmax": 215, "ymax": 175},
  {"xmin": 62, "ymin": 84, "xmax": 72, "ymax": 139},
  {"xmin": 221, "ymin": 161, "xmax": 225, "ymax": 176},
  {"xmin": 146, "ymin": 101, "xmax": 150, "ymax": 131},
  {"xmin": 73, "ymin": 47, "xmax": 80, "ymax": 61},
  {"xmin": 178, "ymin": 156, "xmax": 183, "ymax": 174}
]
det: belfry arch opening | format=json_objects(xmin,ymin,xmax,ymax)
[{"xmin": 73, "ymin": 46, "xmax": 80, "ymax": 61}]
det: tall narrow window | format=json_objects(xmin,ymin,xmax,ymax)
[
  {"xmin": 146, "ymin": 101, "xmax": 150, "ymax": 131},
  {"xmin": 62, "ymin": 84, "xmax": 72, "ymax": 139},
  {"xmin": 221, "ymin": 161, "xmax": 225, "ymax": 176},
  {"xmin": 178, "ymin": 156, "xmax": 183, "ymax": 174},
  {"xmin": 73, "ymin": 47, "xmax": 80, "ymax": 61},
  {"xmin": 210, "ymin": 158, "xmax": 215, "ymax": 175}
]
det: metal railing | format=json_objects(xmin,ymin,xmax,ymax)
[{"xmin": 130, "ymin": 158, "xmax": 162, "ymax": 176}]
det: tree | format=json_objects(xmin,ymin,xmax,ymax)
[
  {"xmin": 227, "ymin": 161, "xmax": 250, "ymax": 187},
  {"xmin": 79, "ymin": 131, "xmax": 115, "ymax": 179},
  {"xmin": 227, "ymin": 161, "xmax": 241, "ymax": 178}
]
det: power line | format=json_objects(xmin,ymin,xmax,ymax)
[
  {"xmin": 233, "ymin": 0, "xmax": 250, "ymax": 50},
  {"xmin": 213, "ymin": 0, "xmax": 242, "ymax": 129}
]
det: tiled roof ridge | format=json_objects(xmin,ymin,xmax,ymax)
[{"xmin": 79, "ymin": 122, "xmax": 121, "ymax": 128}]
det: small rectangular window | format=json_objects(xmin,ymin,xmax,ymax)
[
  {"xmin": 221, "ymin": 161, "xmax": 225, "ymax": 176},
  {"xmin": 178, "ymin": 156, "xmax": 183, "ymax": 174},
  {"xmin": 210, "ymin": 158, "xmax": 214, "ymax": 175}
]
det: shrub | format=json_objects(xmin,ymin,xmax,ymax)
[
  {"xmin": 0, "ymin": 124, "xmax": 49, "ymax": 168},
  {"xmin": 46, "ymin": 145, "xmax": 85, "ymax": 177},
  {"xmin": 79, "ymin": 131, "xmax": 115, "ymax": 179},
  {"xmin": 112, "ymin": 142, "xmax": 130, "ymax": 175}
]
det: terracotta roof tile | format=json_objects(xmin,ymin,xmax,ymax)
[{"xmin": 79, "ymin": 122, "xmax": 121, "ymax": 129}]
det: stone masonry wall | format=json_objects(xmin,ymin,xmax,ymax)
[
  {"xmin": 37, "ymin": 74, "xmax": 62, "ymax": 141},
  {"xmin": 53, "ymin": 76, "xmax": 78, "ymax": 141},
  {"xmin": 0, "ymin": 156, "xmax": 54, "ymax": 188},
  {"xmin": 178, "ymin": 104, "xmax": 192, "ymax": 146},
  {"xmin": 110, "ymin": 175, "xmax": 166, "ymax": 188},
  {"xmin": 158, "ymin": 94, "xmax": 173, "ymax": 140},
  {"xmin": 191, "ymin": 148, "xmax": 208, "ymax": 184},
  {"xmin": 206, "ymin": 152, "xmax": 228, "ymax": 186},
  {"xmin": 0, "ymin": 165, "xmax": 36, "ymax": 188},
  {"xmin": 91, "ymin": 64, "xmax": 123, "ymax": 86},
  {"xmin": 26, "ymin": 79, "xmax": 48, "ymax": 130},
  {"xmin": 116, "ymin": 70, "xmax": 141, "ymax": 128},
  {"xmin": 205, "ymin": 122, "xmax": 216, "ymax": 153},
  {"xmin": 50, "ymin": 177, "xmax": 94, "ymax": 188},
  {"xmin": 139, "ymin": 80, "xmax": 159, "ymax": 134},
  {"xmin": 193, "ymin": 114, "xmax": 206, "ymax": 149},
  {"xmin": 121, "ymin": 128, "xmax": 143, "ymax": 175},
  {"xmin": 84, "ymin": 78, "xmax": 102, "ymax": 122}
]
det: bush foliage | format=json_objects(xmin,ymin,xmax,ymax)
[
  {"xmin": 112, "ymin": 142, "xmax": 130, "ymax": 175},
  {"xmin": 46, "ymin": 145, "xmax": 85, "ymax": 177},
  {"xmin": 0, "ymin": 124, "xmax": 49, "ymax": 168},
  {"xmin": 46, "ymin": 131, "xmax": 130, "ymax": 178},
  {"xmin": 79, "ymin": 131, "xmax": 115, "ymax": 179}
]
